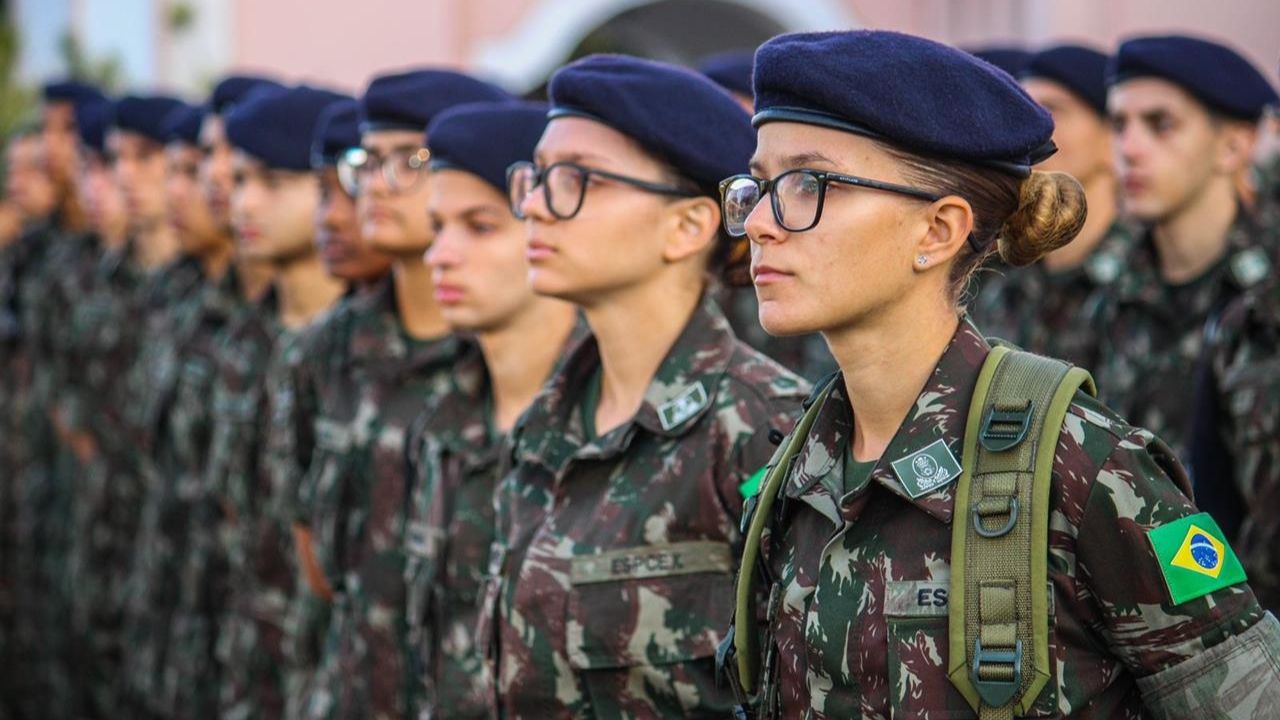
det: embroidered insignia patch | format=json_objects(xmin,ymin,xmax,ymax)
[
  {"xmin": 1147, "ymin": 513, "xmax": 1246, "ymax": 605},
  {"xmin": 890, "ymin": 438, "xmax": 962, "ymax": 499},
  {"xmin": 658, "ymin": 381, "xmax": 709, "ymax": 431}
]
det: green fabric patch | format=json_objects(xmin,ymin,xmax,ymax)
[
  {"xmin": 890, "ymin": 438, "xmax": 962, "ymax": 499},
  {"xmin": 1147, "ymin": 513, "xmax": 1247, "ymax": 606},
  {"xmin": 739, "ymin": 466, "xmax": 767, "ymax": 499}
]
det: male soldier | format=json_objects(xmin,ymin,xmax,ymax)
[
  {"xmin": 300, "ymin": 69, "xmax": 509, "ymax": 720},
  {"xmin": 210, "ymin": 84, "xmax": 349, "ymax": 720},
  {"xmin": 13, "ymin": 81, "xmax": 110, "ymax": 720},
  {"xmin": 972, "ymin": 44, "xmax": 1135, "ymax": 367},
  {"xmin": 149, "ymin": 100, "xmax": 246, "ymax": 720},
  {"xmin": 273, "ymin": 98, "xmax": 392, "ymax": 719},
  {"xmin": 0, "ymin": 126, "xmax": 60, "ymax": 718},
  {"xmin": 699, "ymin": 51, "xmax": 837, "ymax": 383},
  {"xmin": 1094, "ymin": 35, "xmax": 1279, "ymax": 458}
]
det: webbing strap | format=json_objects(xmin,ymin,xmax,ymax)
[
  {"xmin": 731, "ymin": 380, "xmax": 836, "ymax": 696},
  {"xmin": 948, "ymin": 347, "xmax": 1095, "ymax": 718}
]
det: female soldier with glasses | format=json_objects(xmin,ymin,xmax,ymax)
[
  {"xmin": 482, "ymin": 55, "xmax": 807, "ymax": 717},
  {"xmin": 719, "ymin": 30, "xmax": 1280, "ymax": 719}
]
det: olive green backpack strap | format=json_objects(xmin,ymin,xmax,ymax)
[
  {"xmin": 947, "ymin": 346, "xmax": 1096, "ymax": 719},
  {"xmin": 725, "ymin": 377, "xmax": 837, "ymax": 700}
]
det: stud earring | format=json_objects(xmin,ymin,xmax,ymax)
[{"xmin": 917, "ymin": 255, "xmax": 928, "ymax": 266}]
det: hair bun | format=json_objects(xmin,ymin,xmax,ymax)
[{"xmin": 997, "ymin": 171, "xmax": 1087, "ymax": 267}]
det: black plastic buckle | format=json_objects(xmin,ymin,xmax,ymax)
[
  {"xmin": 972, "ymin": 497, "xmax": 1019, "ymax": 538},
  {"xmin": 980, "ymin": 401, "xmax": 1032, "ymax": 452},
  {"xmin": 971, "ymin": 638, "xmax": 1023, "ymax": 708}
]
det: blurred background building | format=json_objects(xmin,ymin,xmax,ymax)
[{"xmin": 4, "ymin": 0, "xmax": 1279, "ymax": 100}]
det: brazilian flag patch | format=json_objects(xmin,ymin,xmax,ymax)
[
  {"xmin": 739, "ymin": 466, "xmax": 768, "ymax": 499},
  {"xmin": 1146, "ymin": 513, "xmax": 1247, "ymax": 606}
]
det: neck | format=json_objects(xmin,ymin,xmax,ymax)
[
  {"xmin": 198, "ymin": 236, "xmax": 234, "ymax": 281},
  {"xmin": 100, "ymin": 226, "xmax": 128, "ymax": 251},
  {"xmin": 480, "ymin": 299, "xmax": 579, "ymax": 433},
  {"xmin": 1152, "ymin": 181, "xmax": 1238, "ymax": 285},
  {"xmin": 391, "ymin": 256, "xmax": 449, "ymax": 340},
  {"xmin": 584, "ymin": 275, "xmax": 703, "ymax": 436},
  {"xmin": 274, "ymin": 251, "xmax": 345, "ymax": 330},
  {"xmin": 236, "ymin": 258, "xmax": 276, "ymax": 303},
  {"xmin": 1043, "ymin": 171, "xmax": 1117, "ymax": 272},
  {"xmin": 826, "ymin": 290, "xmax": 959, "ymax": 462},
  {"xmin": 136, "ymin": 222, "xmax": 180, "ymax": 271}
]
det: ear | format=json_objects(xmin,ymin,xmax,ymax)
[
  {"xmin": 1215, "ymin": 121, "xmax": 1257, "ymax": 175},
  {"xmin": 661, "ymin": 196, "xmax": 720, "ymax": 264},
  {"xmin": 913, "ymin": 195, "xmax": 974, "ymax": 272}
]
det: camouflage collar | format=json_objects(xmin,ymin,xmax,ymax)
[
  {"xmin": 416, "ymin": 345, "xmax": 496, "ymax": 467},
  {"xmin": 347, "ymin": 275, "xmax": 464, "ymax": 373},
  {"xmin": 784, "ymin": 317, "xmax": 987, "ymax": 525},
  {"xmin": 512, "ymin": 295, "xmax": 738, "ymax": 471},
  {"xmin": 1117, "ymin": 208, "xmax": 1273, "ymax": 304}
]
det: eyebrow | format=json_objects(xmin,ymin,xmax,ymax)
[
  {"xmin": 749, "ymin": 151, "xmax": 838, "ymax": 176},
  {"xmin": 533, "ymin": 149, "xmax": 608, "ymax": 167}
]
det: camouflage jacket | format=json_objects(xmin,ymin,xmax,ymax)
[
  {"xmin": 403, "ymin": 324, "xmax": 583, "ymax": 719},
  {"xmin": 207, "ymin": 289, "xmax": 301, "ymax": 720},
  {"xmin": 1192, "ymin": 277, "xmax": 1280, "ymax": 612},
  {"xmin": 718, "ymin": 283, "xmax": 837, "ymax": 383},
  {"xmin": 1092, "ymin": 208, "xmax": 1278, "ymax": 459},
  {"xmin": 300, "ymin": 277, "xmax": 467, "ymax": 720},
  {"xmin": 971, "ymin": 218, "xmax": 1135, "ymax": 369},
  {"xmin": 732, "ymin": 317, "xmax": 1279, "ymax": 719},
  {"xmin": 403, "ymin": 345, "xmax": 501, "ymax": 719},
  {"xmin": 483, "ymin": 295, "xmax": 807, "ymax": 718}
]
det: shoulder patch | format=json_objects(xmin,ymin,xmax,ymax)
[
  {"xmin": 1147, "ymin": 513, "xmax": 1247, "ymax": 605},
  {"xmin": 658, "ymin": 381, "xmax": 709, "ymax": 431},
  {"xmin": 891, "ymin": 439, "xmax": 961, "ymax": 499}
]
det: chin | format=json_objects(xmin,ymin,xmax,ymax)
[
  {"xmin": 528, "ymin": 267, "xmax": 576, "ymax": 302},
  {"xmin": 758, "ymin": 300, "xmax": 821, "ymax": 338}
]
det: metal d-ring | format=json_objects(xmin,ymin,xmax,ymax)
[{"xmin": 973, "ymin": 497, "xmax": 1019, "ymax": 538}]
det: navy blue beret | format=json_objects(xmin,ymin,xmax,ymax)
[
  {"xmin": 112, "ymin": 95, "xmax": 187, "ymax": 144},
  {"xmin": 698, "ymin": 50, "xmax": 755, "ymax": 97},
  {"xmin": 754, "ymin": 31, "xmax": 1056, "ymax": 176},
  {"xmin": 161, "ymin": 103, "xmax": 207, "ymax": 146},
  {"xmin": 1021, "ymin": 44, "xmax": 1110, "ymax": 116},
  {"xmin": 226, "ymin": 85, "xmax": 349, "ymax": 171},
  {"xmin": 548, "ymin": 54, "xmax": 755, "ymax": 194},
  {"xmin": 1107, "ymin": 35, "xmax": 1279, "ymax": 121},
  {"xmin": 74, "ymin": 96, "xmax": 114, "ymax": 154},
  {"xmin": 210, "ymin": 74, "xmax": 284, "ymax": 114},
  {"xmin": 42, "ymin": 80, "xmax": 106, "ymax": 108},
  {"xmin": 426, "ymin": 101, "xmax": 549, "ymax": 193},
  {"xmin": 966, "ymin": 47, "xmax": 1032, "ymax": 78},
  {"xmin": 311, "ymin": 98, "xmax": 361, "ymax": 168},
  {"xmin": 360, "ymin": 69, "xmax": 512, "ymax": 133}
]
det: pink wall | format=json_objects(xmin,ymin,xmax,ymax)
[{"xmin": 229, "ymin": 0, "xmax": 1279, "ymax": 92}]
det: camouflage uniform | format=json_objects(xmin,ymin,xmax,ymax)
[
  {"xmin": 65, "ymin": 238, "xmax": 149, "ymax": 717},
  {"xmin": 12, "ymin": 222, "xmax": 97, "ymax": 720},
  {"xmin": 1191, "ymin": 276, "xmax": 1280, "ymax": 612},
  {"xmin": 729, "ymin": 317, "xmax": 1280, "ymax": 718},
  {"xmin": 482, "ymin": 296, "xmax": 807, "ymax": 717},
  {"xmin": 118, "ymin": 254, "xmax": 209, "ymax": 716},
  {"xmin": 971, "ymin": 219, "xmax": 1136, "ymax": 369},
  {"xmin": 155, "ymin": 267, "xmax": 247, "ymax": 719},
  {"xmin": 719, "ymin": 284, "xmax": 837, "ymax": 383},
  {"xmin": 1092, "ymin": 209, "xmax": 1278, "ymax": 459},
  {"xmin": 403, "ymin": 326, "xmax": 582, "ymax": 719},
  {"xmin": 209, "ymin": 289, "xmax": 298, "ymax": 720},
  {"xmin": 301, "ymin": 277, "xmax": 470, "ymax": 720}
]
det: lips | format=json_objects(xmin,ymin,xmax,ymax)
[
  {"xmin": 433, "ymin": 281, "xmax": 465, "ymax": 304},
  {"xmin": 751, "ymin": 263, "xmax": 793, "ymax": 285},
  {"xmin": 527, "ymin": 238, "xmax": 555, "ymax": 261}
]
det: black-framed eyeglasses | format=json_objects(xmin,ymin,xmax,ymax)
[
  {"xmin": 506, "ymin": 160, "xmax": 698, "ymax": 221},
  {"xmin": 718, "ymin": 168, "xmax": 942, "ymax": 237},
  {"xmin": 337, "ymin": 146, "xmax": 431, "ymax": 197}
]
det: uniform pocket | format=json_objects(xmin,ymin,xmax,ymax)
[{"xmin": 565, "ymin": 541, "xmax": 737, "ymax": 716}]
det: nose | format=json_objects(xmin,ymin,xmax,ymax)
[
  {"xmin": 519, "ymin": 180, "xmax": 552, "ymax": 222},
  {"xmin": 743, "ymin": 193, "xmax": 784, "ymax": 246},
  {"xmin": 425, "ymin": 226, "xmax": 461, "ymax": 270}
]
